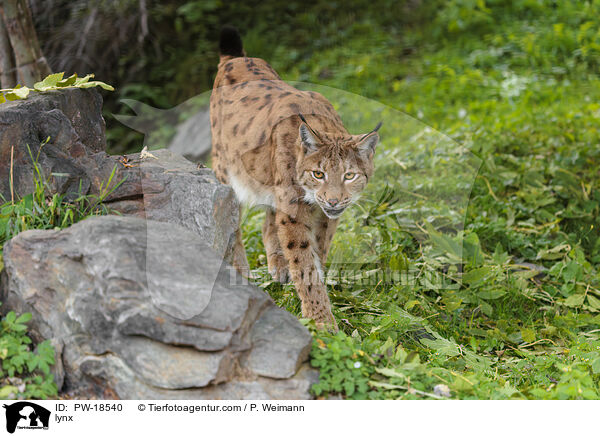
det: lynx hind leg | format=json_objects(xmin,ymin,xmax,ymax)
[
  {"xmin": 263, "ymin": 209, "xmax": 290, "ymax": 283},
  {"xmin": 210, "ymin": 139, "xmax": 229, "ymax": 185},
  {"xmin": 231, "ymin": 206, "xmax": 254, "ymax": 279}
]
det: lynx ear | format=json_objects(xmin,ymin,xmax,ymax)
[
  {"xmin": 299, "ymin": 123, "xmax": 320, "ymax": 154},
  {"xmin": 356, "ymin": 131, "xmax": 379, "ymax": 158}
]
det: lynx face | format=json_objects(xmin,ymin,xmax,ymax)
[{"xmin": 297, "ymin": 124, "xmax": 379, "ymax": 219}]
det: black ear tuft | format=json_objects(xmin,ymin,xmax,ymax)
[{"xmin": 219, "ymin": 26, "xmax": 244, "ymax": 57}]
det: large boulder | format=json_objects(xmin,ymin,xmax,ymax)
[
  {"xmin": 80, "ymin": 149, "xmax": 245, "ymax": 267},
  {"xmin": 1, "ymin": 216, "xmax": 316, "ymax": 399},
  {"xmin": 0, "ymin": 88, "xmax": 105, "ymax": 200},
  {"xmin": 0, "ymin": 84, "xmax": 246, "ymax": 269},
  {"xmin": 0, "ymin": 89, "xmax": 231, "ymax": 258}
]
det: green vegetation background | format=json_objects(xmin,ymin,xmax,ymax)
[
  {"xmin": 110, "ymin": 0, "xmax": 599, "ymax": 399},
  {"xmin": 5, "ymin": 0, "xmax": 600, "ymax": 399}
]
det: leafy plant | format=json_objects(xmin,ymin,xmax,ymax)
[
  {"xmin": 0, "ymin": 72, "xmax": 113, "ymax": 104},
  {"xmin": 0, "ymin": 311, "xmax": 57, "ymax": 399},
  {"xmin": 310, "ymin": 332, "xmax": 373, "ymax": 399}
]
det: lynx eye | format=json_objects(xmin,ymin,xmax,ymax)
[
  {"xmin": 312, "ymin": 171, "xmax": 325, "ymax": 180},
  {"xmin": 344, "ymin": 172, "xmax": 356, "ymax": 181}
]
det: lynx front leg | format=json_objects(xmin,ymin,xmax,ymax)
[
  {"xmin": 275, "ymin": 206, "xmax": 337, "ymax": 331},
  {"xmin": 315, "ymin": 214, "xmax": 339, "ymax": 265},
  {"xmin": 263, "ymin": 209, "xmax": 289, "ymax": 283}
]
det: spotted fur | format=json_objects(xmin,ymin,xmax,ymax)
[{"xmin": 211, "ymin": 28, "xmax": 379, "ymax": 330}]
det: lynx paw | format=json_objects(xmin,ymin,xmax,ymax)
[
  {"xmin": 305, "ymin": 306, "xmax": 338, "ymax": 332},
  {"xmin": 315, "ymin": 319, "xmax": 339, "ymax": 333},
  {"xmin": 268, "ymin": 253, "xmax": 290, "ymax": 283}
]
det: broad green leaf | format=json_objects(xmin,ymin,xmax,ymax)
[
  {"xmin": 57, "ymin": 74, "xmax": 77, "ymax": 87},
  {"xmin": 22, "ymin": 193, "xmax": 34, "ymax": 212},
  {"xmin": 343, "ymin": 381, "xmax": 355, "ymax": 396},
  {"xmin": 425, "ymin": 222, "xmax": 462, "ymax": 261},
  {"xmin": 34, "ymin": 72, "xmax": 64, "ymax": 90},
  {"xmin": 462, "ymin": 266, "xmax": 491, "ymax": 285},
  {"xmin": 536, "ymin": 243, "xmax": 570, "ymax": 260},
  {"xmin": 74, "ymin": 74, "xmax": 94, "ymax": 86},
  {"xmin": 5, "ymin": 91, "xmax": 21, "ymax": 101},
  {"xmin": 12, "ymin": 86, "xmax": 30, "ymax": 99},
  {"xmin": 562, "ymin": 260, "xmax": 582, "ymax": 282},
  {"xmin": 463, "ymin": 232, "xmax": 484, "ymax": 265},
  {"xmin": 520, "ymin": 328, "xmax": 536, "ymax": 343},
  {"xmin": 480, "ymin": 301, "xmax": 493, "ymax": 316},
  {"xmin": 514, "ymin": 269, "xmax": 542, "ymax": 280},
  {"xmin": 394, "ymin": 346, "xmax": 408, "ymax": 363},
  {"xmin": 442, "ymin": 294, "xmax": 463, "ymax": 311},
  {"xmin": 15, "ymin": 312, "xmax": 32, "ymax": 324},
  {"xmin": 1, "ymin": 72, "xmax": 112, "ymax": 106},
  {"xmin": 405, "ymin": 299, "xmax": 420, "ymax": 309},
  {"xmin": 5, "ymin": 311, "xmax": 16, "ymax": 323},
  {"xmin": 26, "ymin": 356, "xmax": 38, "ymax": 372},
  {"xmin": 38, "ymin": 361, "xmax": 50, "ymax": 375},
  {"xmin": 369, "ymin": 381, "xmax": 405, "ymax": 390},
  {"xmin": 80, "ymin": 80, "xmax": 115, "ymax": 91},
  {"xmin": 498, "ymin": 381, "xmax": 520, "ymax": 397},
  {"xmin": 374, "ymin": 367, "xmax": 407, "ymax": 379},
  {"xmin": 420, "ymin": 335, "xmax": 460, "ymax": 357},
  {"xmin": 564, "ymin": 293, "xmax": 585, "ymax": 307},
  {"xmin": 478, "ymin": 288, "xmax": 506, "ymax": 299},
  {"xmin": 587, "ymin": 294, "xmax": 600, "ymax": 310}
]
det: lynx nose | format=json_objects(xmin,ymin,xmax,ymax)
[{"xmin": 327, "ymin": 198, "xmax": 339, "ymax": 207}]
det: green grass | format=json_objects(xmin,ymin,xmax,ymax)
[{"xmin": 239, "ymin": 0, "xmax": 600, "ymax": 399}]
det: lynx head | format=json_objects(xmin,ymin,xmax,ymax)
[{"xmin": 297, "ymin": 117, "xmax": 381, "ymax": 219}]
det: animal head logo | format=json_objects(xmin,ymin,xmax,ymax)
[{"xmin": 3, "ymin": 402, "xmax": 51, "ymax": 433}]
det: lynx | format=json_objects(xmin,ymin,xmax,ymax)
[{"xmin": 210, "ymin": 27, "xmax": 380, "ymax": 330}]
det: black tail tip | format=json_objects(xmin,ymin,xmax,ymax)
[{"xmin": 219, "ymin": 25, "xmax": 244, "ymax": 57}]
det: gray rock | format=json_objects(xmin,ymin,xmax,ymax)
[
  {"xmin": 113, "ymin": 337, "xmax": 235, "ymax": 389},
  {"xmin": 116, "ymin": 308, "xmax": 233, "ymax": 351},
  {"xmin": 1, "ymin": 216, "xmax": 315, "ymax": 399},
  {"xmin": 0, "ymin": 89, "xmax": 246, "ymax": 271},
  {"xmin": 246, "ymin": 307, "xmax": 313, "ymax": 379},
  {"xmin": 0, "ymin": 88, "xmax": 105, "ymax": 201},
  {"xmin": 80, "ymin": 149, "xmax": 245, "ymax": 269},
  {"xmin": 140, "ymin": 150, "xmax": 238, "ymax": 265},
  {"xmin": 79, "ymin": 355, "xmax": 318, "ymax": 400}
]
